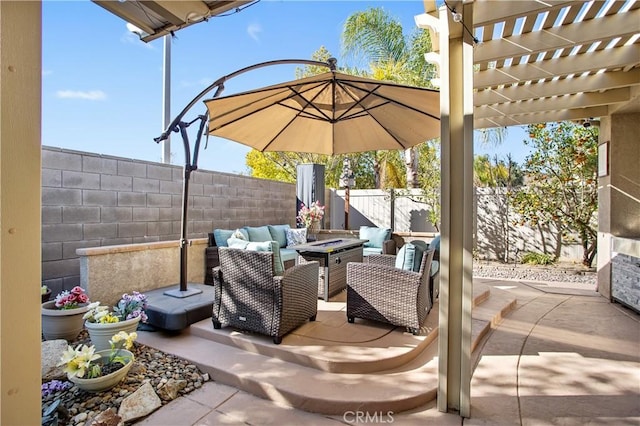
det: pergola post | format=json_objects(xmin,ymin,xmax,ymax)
[
  {"xmin": 0, "ymin": 1, "xmax": 43, "ymax": 422},
  {"xmin": 437, "ymin": 2, "xmax": 474, "ymax": 417}
]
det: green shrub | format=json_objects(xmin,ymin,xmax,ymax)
[{"xmin": 521, "ymin": 252, "xmax": 555, "ymax": 265}]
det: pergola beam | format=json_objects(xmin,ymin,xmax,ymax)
[
  {"xmin": 475, "ymin": 44, "xmax": 640, "ymax": 88},
  {"xmin": 474, "ymin": 9, "xmax": 639, "ymax": 63},
  {"xmin": 476, "ymin": 87, "xmax": 630, "ymax": 119},
  {"xmin": 475, "ymin": 105, "xmax": 609, "ymax": 129},
  {"xmin": 475, "ymin": 69, "xmax": 640, "ymax": 105}
]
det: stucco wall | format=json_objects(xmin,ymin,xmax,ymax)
[{"xmin": 42, "ymin": 146, "xmax": 296, "ymax": 296}]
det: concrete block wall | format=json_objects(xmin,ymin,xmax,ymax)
[{"xmin": 41, "ymin": 146, "xmax": 296, "ymax": 296}]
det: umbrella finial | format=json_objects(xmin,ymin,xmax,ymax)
[{"xmin": 327, "ymin": 57, "xmax": 337, "ymax": 71}]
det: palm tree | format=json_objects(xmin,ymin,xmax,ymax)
[{"xmin": 341, "ymin": 7, "xmax": 436, "ymax": 189}]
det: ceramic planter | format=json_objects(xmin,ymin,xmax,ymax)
[
  {"xmin": 41, "ymin": 301, "xmax": 89, "ymax": 341},
  {"xmin": 85, "ymin": 316, "xmax": 141, "ymax": 351},
  {"xmin": 41, "ymin": 289, "xmax": 52, "ymax": 304},
  {"xmin": 68, "ymin": 349, "xmax": 134, "ymax": 392}
]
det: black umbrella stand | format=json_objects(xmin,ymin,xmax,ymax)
[{"xmin": 155, "ymin": 58, "xmax": 337, "ymax": 299}]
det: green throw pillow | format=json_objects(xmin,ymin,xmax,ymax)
[
  {"xmin": 268, "ymin": 224, "xmax": 291, "ymax": 248},
  {"xmin": 360, "ymin": 226, "xmax": 391, "ymax": 248},
  {"xmin": 244, "ymin": 226, "xmax": 273, "ymax": 242},
  {"xmin": 246, "ymin": 240, "xmax": 285, "ymax": 276},
  {"xmin": 410, "ymin": 240, "xmax": 430, "ymax": 272},
  {"xmin": 395, "ymin": 243, "xmax": 416, "ymax": 271}
]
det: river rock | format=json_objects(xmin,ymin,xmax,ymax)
[
  {"xmin": 157, "ymin": 378, "xmax": 187, "ymax": 401},
  {"xmin": 87, "ymin": 407, "xmax": 121, "ymax": 426},
  {"xmin": 42, "ymin": 339, "xmax": 70, "ymax": 381},
  {"xmin": 117, "ymin": 382, "xmax": 161, "ymax": 423}
]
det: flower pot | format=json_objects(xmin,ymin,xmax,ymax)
[
  {"xmin": 41, "ymin": 301, "xmax": 89, "ymax": 341},
  {"xmin": 85, "ymin": 316, "xmax": 141, "ymax": 351},
  {"xmin": 41, "ymin": 289, "xmax": 52, "ymax": 303},
  {"xmin": 307, "ymin": 221, "xmax": 321, "ymax": 241},
  {"xmin": 68, "ymin": 349, "xmax": 134, "ymax": 392}
]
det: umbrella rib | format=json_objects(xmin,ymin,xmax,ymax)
[
  {"xmin": 209, "ymin": 81, "xmax": 332, "ymax": 131},
  {"xmin": 333, "ymin": 80, "xmax": 438, "ymax": 150},
  {"xmin": 338, "ymin": 80, "xmax": 440, "ymax": 122}
]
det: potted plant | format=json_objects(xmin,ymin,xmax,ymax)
[
  {"xmin": 83, "ymin": 291, "xmax": 148, "ymax": 351},
  {"xmin": 41, "ymin": 285, "xmax": 52, "ymax": 303},
  {"xmin": 57, "ymin": 330, "xmax": 137, "ymax": 392},
  {"xmin": 42, "ymin": 286, "xmax": 91, "ymax": 341},
  {"xmin": 297, "ymin": 200, "xmax": 325, "ymax": 239}
]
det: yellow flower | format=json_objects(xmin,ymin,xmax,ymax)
[{"xmin": 57, "ymin": 344, "xmax": 100, "ymax": 378}]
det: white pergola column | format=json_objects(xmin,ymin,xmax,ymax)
[
  {"xmin": 0, "ymin": 1, "xmax": 42, "ymax": 423},
  {"xmin": 436, "ymin": 2, "xmax": 474, "ymax": 417}
]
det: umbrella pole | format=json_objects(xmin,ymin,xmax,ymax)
[{"xmin": 164, "ymin": 118, "xmax": 206, "ymax": 298}]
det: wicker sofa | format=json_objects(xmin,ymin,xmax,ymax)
[
  {"xmin": 345, "ymin": 247, "xmax": 435, "ymax": 335},
  {"xmin": 212, "ymin": 247, "xmax": 319, "ymax": 344},
  {"xmin": 206, "ymin": 224, "xmax": 299, "ymax": 284}
]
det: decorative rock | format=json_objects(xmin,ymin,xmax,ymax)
[
  {"xmin": 42, "ymin": 340, "xmax": 71, "ymax": 381},
  {"xmin": 87, "ymin": 408, "xmax": 121, "ymax": 426},
  {"xmin": 117, "ymin": 382, "xmax": 162, "ymax": 423},
  {"xmin": 73, "ymin": 412, "xmax": 88, "ymax": 423},
  {"xmin": 157, "ymin": 378, "xmax": 187, "ymax": 401}
]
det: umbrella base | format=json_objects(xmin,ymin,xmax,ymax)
[
  {"xmin": 145, "ymin": 283, "xmax": 213, "ymax": 331},
  {"xmin": 164, "ymin": 287, "xmax": 204, "ymax": 298}
]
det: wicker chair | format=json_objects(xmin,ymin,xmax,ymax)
[
  {"xmin": 346, "ymin": 249, "xmax": 435, "ymax": 335},
  {"xmin": 212, "ymin": 247, "xmax": 319, "ymax": 344}
]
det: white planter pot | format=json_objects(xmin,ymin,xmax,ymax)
[
  {"xmin": 85, "ymin": 316, "xmax": 141, "ymax": 351},
  {"xmin": 68, "ymin": 349, "xmax": 134, "ymax": 392},
  {"xmin": 41, "ymin": 301, "xmax": 89, "ymax": 341}
]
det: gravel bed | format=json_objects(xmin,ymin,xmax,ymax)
[
  {"xmin": 42, "ymin": 331, "xmax": 207, "ymax": 426},
  {"xmin": 472, "ymin": 261, "xmax": 596, "ymax": 285}
]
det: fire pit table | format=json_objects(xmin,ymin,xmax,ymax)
[{"xmin": 291, "ymin": 238, "xmax": 367, "ymax": 301}]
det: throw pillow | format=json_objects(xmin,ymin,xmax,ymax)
[
  {"xmin": 429, "ymin": 235, "xmax": 441, "ymax": 254},
  {"xmin": 395, "ymin": 243, "xmax": 416, "ymax": 271},
  {"xmin": 359, "ymin": 226, "xmax": 391, "ymax": 248},
  {"xmin": 268, "ymin": 224, "xmax": 291, "ymax": 248},
  {"xmin": 410, "ymin": 240, "xmax": 430, "ymax": 272},
  {"xmin": 286, "ymin": 228, "xmax": 307, "ymax": 246},
  {"xmin": 227, "ymin": 237, "xmax": 249, "ymax": 249},
  {"xmin": 232, "ymin": 228, "xmax": 248, "ymax": 240},
  {"xmin": 246, "ymin": 240, "xmax": 285, "ymax": 276},
  {"xmin": 244, "ymin": 226, "xmax": 273, "ymax": 242},
  {"xmin": 213, "ymin": 229, "xmax": 234, "ymax": 247}
]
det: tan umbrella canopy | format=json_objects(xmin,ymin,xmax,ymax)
[{"xmin": 204, "ymin": 71, "xmax": 441, "ymax": 155}]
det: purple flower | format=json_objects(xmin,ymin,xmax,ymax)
[{"xmin": 41, "ymin": 380, "xmax": 71, "ymax": 397}]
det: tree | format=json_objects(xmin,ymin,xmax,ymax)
[
  {"xmin": 246, "ymin": 150, "xmax": 378, "ymax": 189},
  {"xmin": 341, "ymin": 7, "xmax": 437, "ymax": 189},
  {"xmin": 511, "ymin": 122, "xmax": 598, "ymax": 267},
  {"xmin": 474, "ymin": 154, "xmax": 523, "ymax": 188}
]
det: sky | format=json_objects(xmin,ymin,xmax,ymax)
[{"xmin": 42, "ymin": 0, "xmax": 532, "ymax": 175}]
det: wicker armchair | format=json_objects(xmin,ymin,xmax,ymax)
[
  {"xmin": 212, "ymin": 247, "xmax": 319, "ymax": 344},
  {"xmin": 346, "ymin": 249, "xmax": 435, "ymax": 334}
]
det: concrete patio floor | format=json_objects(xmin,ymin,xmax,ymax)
[{"xmin": 135, "ymin": 278, "xmax": 639, "ymax": 425}]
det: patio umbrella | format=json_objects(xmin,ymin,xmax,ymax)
[
  {"xmin": 204, "ymin": 71, "xmax": 440, "ymax": 155},
  {"xmin": 154, "ymin": 60, "xmax": 440, "ymax": 299}
]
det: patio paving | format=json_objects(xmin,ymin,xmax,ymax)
[{"xmin": 134, "ymin": 278, "xmax": 639, "ymax": 425}]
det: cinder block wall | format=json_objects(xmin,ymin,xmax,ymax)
[{"xmin": 41, "ymin": 146, "xmax": 296, "ymax": 295}]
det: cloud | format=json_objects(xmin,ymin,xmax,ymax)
[
  {"xmin": 247, "ymin": 23, "xmax": 262, "ymax": 42},
  {"xmin": 56, "ymin": 90, "xmax": 107, "ymax": 101},
  {"xmin": 42, "ymin": 70, "xmax": 53, "ymax": 77}
]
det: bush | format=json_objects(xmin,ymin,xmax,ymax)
[{"xmin": 521, "ymin": 252, "xmax": 555, "ymax": 265}]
